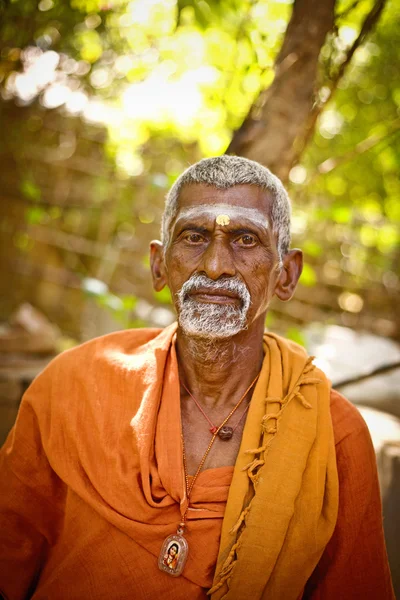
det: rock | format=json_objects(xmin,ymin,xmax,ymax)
[
  {"xmin": 0, "ymin": 303, "xmax": 60, "ymax": 354},
  {"xmin": 304, "ymin": 324, "xmax": 400, "ymax": 418}
]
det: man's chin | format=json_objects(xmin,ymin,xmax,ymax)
[{"xmin": 178, "ymin": 317, "xmax": 248, "ymax": 341}]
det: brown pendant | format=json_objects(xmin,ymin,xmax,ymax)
[
  {"xmin": 158, "ymin": 534, "xmax": 189, "ymax": 577},
  {"xmin": 218, "ymin": 426, "xmax": 234, "ymax": 440}
]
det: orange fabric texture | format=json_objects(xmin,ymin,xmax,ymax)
[
  {"xmin": 304, "ymin": 389, "xmax": 395, "ymax": 599},
  {"xmin": 0, "ymin": 325, "xmax": 394, "ymax": 599},
  {"xmin": 209, "ymin": 333, "xmax": 339, "ymax": 600}
]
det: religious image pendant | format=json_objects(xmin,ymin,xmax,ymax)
[{"xmin": 158, "ymin": 533, "xmax": 189, "ymax": 577}]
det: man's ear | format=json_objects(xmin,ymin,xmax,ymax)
[
  {"xmin": 274, "ymin": 249, "xmax": 303, "ymax": 302},
  {"xmin": 150, "ymin": 240, "xmax": 168, "ymax": 292}
]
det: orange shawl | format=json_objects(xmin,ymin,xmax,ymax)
[
  {"xmin": 0, "ymin": 325, "xmax": 226, "ymax": 598},
  {"xmin": 0, "ymin": 325, "xmax": 338, "ymax": 600}
]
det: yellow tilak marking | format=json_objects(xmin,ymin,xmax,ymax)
[{"xmin": 216, "ymin": 214, "xmax": 230, "ymax": 226}]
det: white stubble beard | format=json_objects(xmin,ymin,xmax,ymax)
[{"xmin": 176, "ymin": 274, "xmax": 251, "ymax": 340}]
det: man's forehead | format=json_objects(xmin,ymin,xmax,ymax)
[
  {"xmin": 175, "ymin": 183, "xmax": 272, "ymax": 225},
  {"xmin": 175, "ymin": 204, "xmax": 269, "ymax": 229},
  {"xmin": 177, "ymin": 182, "xmax": 272, "ymax": 211}
]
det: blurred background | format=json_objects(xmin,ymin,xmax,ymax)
[{"xmin": 0, "ymin": 0, "xmax": 399, "ymax": 590}]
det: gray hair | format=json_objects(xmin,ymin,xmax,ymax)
[{"xmin": 161, "ymin": 155, "xmax": 291, "ymax": 261}]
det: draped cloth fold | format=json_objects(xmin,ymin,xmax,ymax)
[
  {"xmin": 0, "ymin": 324, "xmax": 230, "ymax": 598},
  {"xmin": 0, "ymin": 324, "xmax": 338, "ymax": 600},
  {"xmin": 209, "ymin": 333, "xmax": 339, "ymax": 600}
]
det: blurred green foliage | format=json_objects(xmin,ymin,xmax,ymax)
[
  {"xmin": 0, "ymin": 0, "xmax": 291, "ymax": 160},
  {"xmin": 296, "ymin": 0, "xmax": 400, "ymax": 297},
  {"xmin": 0, "ymin": 0, "xmax": 399, "ymax": 336}
]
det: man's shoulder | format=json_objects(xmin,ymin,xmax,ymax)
[
  {"xmin": 330, "ymin": 389, "xmax": 369, "ymax": 447},
  {"xmin": 69, "ymin": 327, "xmax": 163, "ymax": 356},
  {"xmin": 23, "ymin": 325, "xmax": 175, "ymax": 420},
  {"xmin": 28, "ymin": 326, "xmax": 176, "ymax": 395},
  {"xmin": 49, "ymin": 326, "xmax": 167, "ymax": 370}
]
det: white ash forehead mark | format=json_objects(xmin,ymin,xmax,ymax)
[
  {"xmin": 176, "ymin": 204, "xmax": 269, "ymax": 229},
  {"xmin": 216, "ymin": 214, "xmax": 230, "ymax": 226}
]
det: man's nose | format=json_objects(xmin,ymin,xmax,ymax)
[{"xmin": 201, "ymin": 238, "xmax": 236, "ymax": 280}]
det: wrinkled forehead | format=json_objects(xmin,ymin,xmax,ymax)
[
  {"xmin": 176, "ymin": 204, "xmax": 269, "ymax": 229},
  {"xmin": 175, "ymin": 183, "xmax": 272, "ymax": 223}
]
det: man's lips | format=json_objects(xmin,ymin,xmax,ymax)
[{"xmin": 188, "ymin": 289, "xmax": 241, "ymax": 304}]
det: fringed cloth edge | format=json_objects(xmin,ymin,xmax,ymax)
[{"xmin": 208, "ymin": 333, "xmax": 339, "ymax": 600}]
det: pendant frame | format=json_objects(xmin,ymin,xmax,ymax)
[{"xmin": 158, "ymin": 534, "xmax": 189, "ymax": 577}]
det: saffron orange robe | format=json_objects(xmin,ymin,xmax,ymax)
[{"xmin": 0, "ymin": 326, "xmax": 394, "ymax": 599}]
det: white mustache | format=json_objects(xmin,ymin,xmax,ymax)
[{"xmin": 179, "ymin": 274, "xmax": 251, "ymax": 307}]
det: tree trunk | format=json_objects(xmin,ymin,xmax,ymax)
[{"xmin": 226, "ymin": 0, "xmax": 336, "ymax": 182}]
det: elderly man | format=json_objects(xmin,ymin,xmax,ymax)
[{"xmin": 0, "ymin": 156, "xmax": 394, "ymax": 599}]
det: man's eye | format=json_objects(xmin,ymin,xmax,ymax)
[
  {"xmin": 236, "ymin": 234, "xmax": 257, "ymax": 247},
  {"xmin": 184, "ymin": 233, "xmax": 205, "ymax": 244}
]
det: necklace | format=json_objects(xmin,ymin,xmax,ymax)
[
  {"xmin": 158, "ymin": 374, "xmax": 259, "ymax": 577},
  {"xmin": 180, "ymin": 379, "xmax": 257, "ymax": 440}
]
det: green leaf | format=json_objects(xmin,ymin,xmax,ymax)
[
  {"xmin": 300, "ymin": 263, "xmax": 317, "ymax": 287},
  {"xmin": 303, "ymin": 240, "xmax": 322, "ymax": 257},
  {"xmin": 21, "ymin": 180, "xmax": 41, "ymax": 202},
  {"xmin": 122, "ymin": 295, "xmax": 137, "ymax": 310},
  {"xmin": 25, "ymin": 206, "xmax": 46, "ymax": 224},
  {"xmin": 154, "ymin": 286, "xmax": 172, "ymax": 305},
  {"xmin": 285, "ymin": 327, "xmax": 306, "ymax": 347}
]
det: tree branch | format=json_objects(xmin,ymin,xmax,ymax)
[
  {"xmin": 226, "ymin": 0, "xmax": 337, "ymax": 181},
  {"xmin": 293, "ymin": 0, "xmax": 388, "ymax": 164},
  {"xmin": 310, "ymin": 119, "xmax": 400, "ymax": 179},
  {"xmin": 226, "ymin": 0, "xmax": 388, "ymax": 182},
  {"xmin": 334, "ymin": 361, "xmax": 400, "ymax": 389}
]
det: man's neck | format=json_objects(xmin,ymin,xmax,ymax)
[{"xmin": 176, "ymin": 319, "xmax": 265, "ymax": 410}]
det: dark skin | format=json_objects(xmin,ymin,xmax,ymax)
[{"xmin": 150, "ymin": 183, "xmax": 303, "ymax": 475}]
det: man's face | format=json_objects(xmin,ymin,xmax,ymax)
[{"xmin": 160, "ymin": 183, "xmax": 282, "ymax": 339}]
